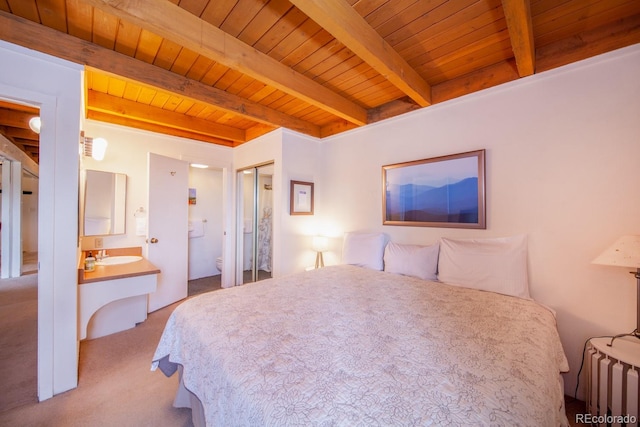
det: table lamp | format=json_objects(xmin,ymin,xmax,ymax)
[
  {"xmin": 312, "ymin": 236, "xmax": 328, "ymax": 269},
  {"xmin": 592, "ymin": 235, "xmax": 640, "ymax": 343}
]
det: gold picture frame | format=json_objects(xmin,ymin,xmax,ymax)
[{"xmin": 290, "ymin": 180, "xmax": 314, "ymax": 215}]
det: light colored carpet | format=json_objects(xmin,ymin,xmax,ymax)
[
  {"xmin": 0, "ymin": 275, "xmax": 223, "ymax": 426},
  {"xmin": 22, "ymin": 251, "xmax": 38, "ymax": 275},
  {"xmin": 0, "ymin": 274, "xmax": 38, "ymax": 412}
]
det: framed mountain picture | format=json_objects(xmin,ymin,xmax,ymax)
[{"xmin": 382, "ymin": 150, "xmax": 486, "ymax": 229}]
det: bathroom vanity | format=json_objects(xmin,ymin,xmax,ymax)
[{"xmin": 78, "ymin": 247, "xmax": 160, "ymax": 340}]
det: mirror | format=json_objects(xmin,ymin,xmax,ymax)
[{"xmin": 83, "ymin": 170, "xmax": 127, "ymax": 236}]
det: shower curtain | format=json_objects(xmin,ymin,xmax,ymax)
[{"xmin": 257, "ymin": 186, "xmax": 272, "ymax": 272}]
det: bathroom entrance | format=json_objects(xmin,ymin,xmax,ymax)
[
  {"xmin": 237, "ymin": 163, "xmax": 273, "ymax": 284},
  {"xmin": 187, "ymin": 164, "xmax": 224, "ymax": 295}
]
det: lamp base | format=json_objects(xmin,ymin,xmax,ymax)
[
  {"xmin": 315, "ymin": 252, "xmax": 324, "ymax": 269},
  {"xmin": 607, "ymin": 269, "xmax": 640, "ymax": 347},
  {"xmin": 607, "ymin": 329, "xmax": 640, "ymax": 347}
]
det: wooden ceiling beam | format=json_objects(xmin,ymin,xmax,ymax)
[
  {"xmin": 81, "ymin": 0, "xmax": 368, "ymax": 126},
  {"xmin": 536, "ymin": 13, "xmax": 640, "ymax": 73},
  {"xmin": 0, "ymin": 10, "xmax": 321, "ymax": 138},
  {"xmin": 432, "ymin": 13, "xmax": 640, "ymax": 104},
  {"xmin": 245, "ymin": 124, "xmax": 278, "ymax": 141},
  {"xmin": 3, "ymin": 126, "xmax": 39, "ymax": 141},
  {"xmin": 501, "ymin": 0, "xmax": 535, "ymax": 76},
  {"xmin": 14, "ymin": 138, "xmax": 38, "ymax": 149},
  {"xmin": 0, "ymin": 108, "xmax": 34, "ymax": 129},
  {"xmin": 0, "ymin": 100, "xmax": 39, "ymax": 114},
  {"xmin": 368, "ymin": 97, "xmax": 422, "ymax": 124},
  {"xmin": 87, "ymin": 90, "xmax": 246, "ymax": 142},
  {"xmin": 290, "ymin": 0, "xmax": 432, "ymax": 107},
  {"xmin": 86, "ymin": 110, "xmax": 237, "ymax": 147},
  {"xmin": 432, "ymin": 60, "xmax": 520, "ymax": 105}
]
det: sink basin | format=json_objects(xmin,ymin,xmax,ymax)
[{"xmin": 96, "ymin": 255, "xmax": 143, "ymax": 266}]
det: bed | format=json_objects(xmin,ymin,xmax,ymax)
[{"xmin": 152, "ymin": 256, "xmax": 569, "ymax": 426}]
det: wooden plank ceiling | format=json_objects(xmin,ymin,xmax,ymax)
[{"xmin": 0, "ymin": 0, "xmax": 639, "ymax": 162}]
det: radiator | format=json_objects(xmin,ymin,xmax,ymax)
[{"xmin": 586, "ymin": 337, "xmax": 640, "ymax": 426}]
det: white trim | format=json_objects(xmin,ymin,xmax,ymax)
[{"xmin": 0, "ymin": 40, "xmax": 83, "ymax": 401}]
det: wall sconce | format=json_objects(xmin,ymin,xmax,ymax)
[
  {"xmin": 29, "ymin": 116, "xmax": 41, "ymax": 134},
  {"xmin": 312, "ymin": 236, "xmax": 328, "ymax": 269},
  {"xmin": 82, "ymin": 136, "xmax": 108, "ymax": 161}
]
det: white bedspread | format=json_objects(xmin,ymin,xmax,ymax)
[{"xmin": 152, "ymin": 265, "xmax": 569, "ymax": 426}]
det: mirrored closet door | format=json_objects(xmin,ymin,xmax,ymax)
[{"xmin": 237, "ymin": 163, "xmax": 273, "ymax": 284}]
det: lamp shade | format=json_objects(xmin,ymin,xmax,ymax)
[
  {"xmin": 592, "ymin": 235, "xmax": 640, "ymax": 268},
  {"xmin": 312, "ymin": 236, "xmax": 328, "ymax": 252}
]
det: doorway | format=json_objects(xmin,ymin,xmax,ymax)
[
  {"xmin": 237, "ymin": 163, "xmax": 273, "ymax": 284},
  {"xmin": 21, "ymin": 169, "xmax": 38, "ymax": 275},
  {"xmin": 187, "ymin": 165, "xmax": 224, "ymax": 296},
  {"xmin": 0, "ymin": 108, "xmax": 40, "ymax": 410},
  {"xmin": 1, "ymin": 157, "xmax": 35, "ymax": 278}
]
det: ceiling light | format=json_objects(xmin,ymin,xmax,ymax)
[
  {"xmin": 190, "ymin": 163, "xmax": 209, "ymax": 169},
  {"xmin": 29, "ymin": 116, "xmax": 41, "ymax": 134}
]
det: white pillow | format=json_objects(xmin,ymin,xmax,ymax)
[
  {"xmin": 437, "ymin": 235, "xmax": 530, "ymax": 299},
  {"xmin": 384, "ymin": 242, "xmax": 439, "ymax": 281},
  {"xmin": 342, "ymin": 232, "xmax": 387, "ymax": 271}
]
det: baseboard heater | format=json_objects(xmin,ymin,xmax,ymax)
[{"xmin": 586, "ymin": 337, "xmax": 639, "ymax": 426}]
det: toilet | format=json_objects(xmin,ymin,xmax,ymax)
[{"xmin": 216, "ymin": 256, "xmax": 222, "ymax": 273}]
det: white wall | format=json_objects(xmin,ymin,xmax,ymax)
[
  {"xmin": 281, "ymin": 131, "xmax": 324, "ymax": 271},
  {"xmin": 0, "ymin": 40, "xmax": 82, "ymax": 399},
  {"xmin": 318, "ymin": 44, "xmax": 640, "ymax": 399},
  {"xmin": 21, "ymin": 171, "xmax": 38, "ymax": 253},
  {"xmin": 0, "ymin": 135, "xmax": 40, "ymax": 256},
  {"xmin": 0, "ymin": 158, "xmax": 39, "ymax": 255},
  {"xmin": 80, "ymin": 121, "xmax": 233, "ymax": 266}
]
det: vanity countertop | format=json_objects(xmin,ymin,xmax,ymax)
[{"xmin": 78, "ymin": 247, "xmax": 160, "ymax": 284}]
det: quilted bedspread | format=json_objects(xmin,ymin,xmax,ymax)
[{"xmin": 152, "ymin": 265, "xmax": 569, "ymax": 426}]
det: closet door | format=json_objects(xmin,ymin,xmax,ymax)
[{"xmin": 254, "ymin": 164, "xmax": 273, "ymax": 281}]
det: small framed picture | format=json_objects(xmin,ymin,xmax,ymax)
[{"xmin": 290, "ymin": 180, "xmax": 314, "ymax": 215}]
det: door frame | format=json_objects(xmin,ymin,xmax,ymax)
[{"xmin": 0, "ymin": 49, "xmax": 83, "ymax": 400}]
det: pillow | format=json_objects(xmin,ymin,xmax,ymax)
[
  {"xmin": 437, "ymin": 235, "xmax": 530, "ymax": 299},
  {"xmin": 384, "ymin": 242, "xmax": 439, "ymax": 281},
  {"xmin": 342, "ymin": 232, "xmax": 387, "ymax": 271}
]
